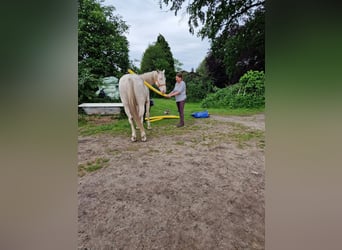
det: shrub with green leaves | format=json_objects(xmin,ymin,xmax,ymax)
[
  {"xmin": 201, "ymin": 70, "xmax": 265, "ymax": 109},
  {"xmin": 183, "ymin": 72, "xmax": 215, "ymax": 102}
]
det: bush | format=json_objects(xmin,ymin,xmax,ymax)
[
  {"xmin": 201, "ymin": 70, "xmax": 265, "ymax": 109},
  {"xmin": 183, "ymin": 72, "xmax": 215, "ymax": 102}
]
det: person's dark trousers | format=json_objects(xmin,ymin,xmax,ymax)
[{"xmin": 176, "ymin": 100, "xmax": 186, "ymax": 126}]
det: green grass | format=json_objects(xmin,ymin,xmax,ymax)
[
  {"xmin": 78, "ymin": 158, "xmax": 110, "ymax": 176},
  {"xmin": 175, "ymin": 141, "xmax": 185, "ymax": 145},
  {"xmin": 229, "ymin": 129, "xmax": 265, "ymax": 149},
  {"xmin": 204, "ymin": 106, "xmax": 265, "ymax": 116},
  {"xmin": 151, "ymin": 98, "xmax": 264, "ymax": 117},
  {"xmin": 78, "ymin": 98, "xmax": 264, "ymax": 136}
]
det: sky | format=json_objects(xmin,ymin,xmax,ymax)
[{"xmin": 103, "ymin": 0, "xmax": 210, "ymax": 72}]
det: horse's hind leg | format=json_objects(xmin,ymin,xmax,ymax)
[
  {"xmin": 129, "ymin": 116, "xmax": 137, "ymax": 142},
  {"xmin": 137, "ymin": 105, "xmax": 147, "ymax": 141},
  {"xmin": 124, "ymin": 107, "xmax": 137, "ymax": 142}
]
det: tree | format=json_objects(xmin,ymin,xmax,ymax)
[
  {"xmin": 179, "ymin": 61, "xmax": 215, "ymax": 102},
  {"xmin": 205, "ymin": 52, "xmax": 229, "ymax": 88},
  {"xmin": 129, "ymin": 60, "xmax": 140, "ymax": 74},
  {"xmin": 212, "ymin": 8, "xmax": 265, "ymax": 84},
  {"xmin": 160, "ymin": 0, "xmax": 265, "ymax": 86},
  {"xmin": 174, "ymin": 58, "xmax": 183, "ymax": 72},
  {"xmin": 78, "ymin": 0, "xmax": 129, "ymax": 103},
  {"xmin": 141, "ymin": 44, "xmax": 168, "ymax": 72},
  {"xmin": 159, "ymin": 0, "xmax": 265, "ymax": 39},
  {"xmin": 156, "ymin": 34, "xmax": 175, "ymax": 80},
  {"xmin": 140, "ymin": 34, "xmax": 175, "ymax": 89}
]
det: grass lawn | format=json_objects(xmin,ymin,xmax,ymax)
[
  {"xmin": 151, "ymin": 98, "xmax": 264, "ymax": 117},
  {"xmin": 78, "ymin": 98, "xmax": 264, "ymax": 136}
]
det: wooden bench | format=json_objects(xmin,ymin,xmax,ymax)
[{"xmin": 78, "ymin": 103, "xmax": 124, "ymax": 115}]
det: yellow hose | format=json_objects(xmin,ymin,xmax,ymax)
[
  {"xmin": 147, "ymin": 117, "xmax": 163, "ymax": 123},
  {"xmin": 145, "ymin": 115, "xmax": 180, "ymax": 123},
  {"xmin": 128, "ymin": 69, "xmax": 168, "ymax": 97}
]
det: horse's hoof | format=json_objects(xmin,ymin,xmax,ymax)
[
  {"xmin": 141, "ymin": 136, "xmax": 147, "ymax": 142},
  {"xmin": 147, "ymin": 126, "xmax": 152, "ymax": 130},
  {"xmin": 131, "ymin": 137, "xmax": 137, "ymax": 142}
]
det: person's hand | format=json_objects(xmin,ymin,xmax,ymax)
[{"xmin": 165, "ymin": 93, "xmax": 171, "ymax": 98}]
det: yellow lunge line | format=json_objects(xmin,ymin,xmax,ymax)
[
  {"xmin": 145, "ymin": 115, "xmax": 180, "ymax": 123},
  {"xmin": 147, "ymin": 117, "xmax": 163, "ymax": 123},
  {"xmin": 147, "ymin": 115, "xmax": 180, "ymax": 120},
  {"xmin": 128, "ymin": 69, "xmax": 168, "ymax": 97}
]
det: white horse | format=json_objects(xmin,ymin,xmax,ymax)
[{"xmin": 119, "ymin": 70, "xmax": 166, "ymax": 142}]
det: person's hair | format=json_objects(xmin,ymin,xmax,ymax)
[{"xmin": 176, "ymin": 72, "xmax": 183, "ymax": 79}]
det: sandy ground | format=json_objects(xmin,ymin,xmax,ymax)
[{"xmin": 78, "ymin": 114, "xmax": 265, "ymax": 249}]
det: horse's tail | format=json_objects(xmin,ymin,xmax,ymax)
[{"xmin": 126, "ymin": 77, "xmax": 142, "ymax": 127}]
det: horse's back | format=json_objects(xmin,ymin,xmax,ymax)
[{"xmin": 119, "ymin": 74, "xmax": 148, "ymax": 103}]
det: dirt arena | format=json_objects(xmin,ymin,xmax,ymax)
[{"xmin": 78, "ymin": 114, "xmax": 265, "ymax": 249}]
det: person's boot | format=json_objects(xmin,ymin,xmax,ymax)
[{"xmin": 176, "ymin": 117, "xmax": 184, "ymax": 127}]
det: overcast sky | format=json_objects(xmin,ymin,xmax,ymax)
[{"xmin": 103, "ymin": 0, "xmax": 210, "ymax": 72}]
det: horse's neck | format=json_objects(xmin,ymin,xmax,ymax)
[{"xmin": 139, "ymin": 71, "xmax": 156, "ymax": 85}]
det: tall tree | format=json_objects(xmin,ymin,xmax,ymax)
[
  {"xmin": 174, "ymin": 58, "xmax": 183, "ymax": 72},
  {"xmin": 78, "ymin": 0, "xmax": 129, "ymax": 103},
  {"xmin": 205, "ymin": 52, "xmax": 229, "ymax": 88},
  {"xmin": 160, "ymin": 0, "xmax": 265, "ymax": 86},
  {"xmin": 159, "ymin": 0, "xmax": 265, "ymax": 39},
  {"xmin": 202, "ymin": 10, "xmax": 265, "ymax": 87},
  {"xmin": 140, "ymin": 34, "xmax": 175, "ymax": 89},
  {"xmin": 156, "ymin": 34, "xmax": 175, "ymax": 82},
  {"xmin": 212, "ymin": 8, "xmax": 265, "ymax": 84}
]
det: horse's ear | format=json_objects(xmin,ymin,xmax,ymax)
[{"xmin": 162, "ymin": 69, "xmax": 165, "ymax": 74}]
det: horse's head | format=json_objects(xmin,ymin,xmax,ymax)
[{"xmin": 155, "ymin": 70, "xmax": 166, "ymax": 94}]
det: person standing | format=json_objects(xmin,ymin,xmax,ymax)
[{"xmin": 166, "ymin": 72, "xmax": 186, "ymax": 127}]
